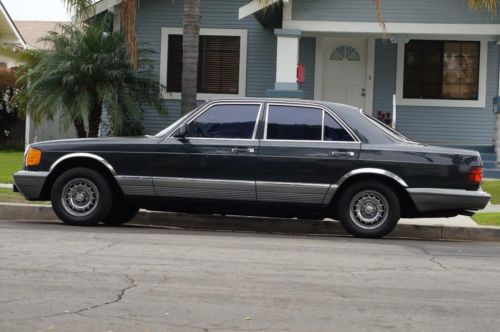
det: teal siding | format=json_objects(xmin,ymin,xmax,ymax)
[
  {"xmin": 136, "ymin": 0, "xmax": 277, "ymax": 134},
  {"xmin": 373, "ymin": 40, "xmax": 497, "ymax": 146},
  {"xmin": 293, "ymin": 0, "xmax": 500, "ymax": 24},
  {"xmin": 299, "ymin": 37, "xmax": 316, "ymax": 100}
]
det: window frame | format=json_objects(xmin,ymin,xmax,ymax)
[
  {"xmin": 168, "ymin": 101, "xmax": 263, "ymax": 141},
  {"xmin": 395, "ymin": 38, "xmax": 488, "ymax": 108},
  {"xmin": 263, "ymin": 103, "xmax": 359, "ymax": 143},
  {"xmin": 160, "ymin": 27, "xmax": 248, "ymax": 100}
]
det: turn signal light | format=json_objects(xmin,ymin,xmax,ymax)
[
  {"xmin": 26, "ymin": 147, "xmax": 42, "ymax": 166},
  {"xmin": 468, "ymin": 167, "xmax": 483, "ymax": 184}
]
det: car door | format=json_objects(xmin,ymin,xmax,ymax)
[
  {"xmin": 153, "ymin": 102, "xmax": 262, "ymax": 201},
  {"xmin": 256, "ymin": 102, "xmax": 361, "ymax": 205}
]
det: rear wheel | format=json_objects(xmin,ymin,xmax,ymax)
[
  {"xmin": 51, "ymin": 167, "xmax": 113, "ymax": 226},
  {"xmin": 337, "ymin": 180, "xmax": 400, "ymax": 238}
]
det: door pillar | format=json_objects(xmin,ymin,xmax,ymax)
[{"xmin": 266, "ymin": 29, "xmax": 303, "ymax": 98}]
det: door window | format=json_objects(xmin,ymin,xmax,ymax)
[
  {"xmin": 265, "ymin": 105, "xmax": 355, "ymax": 141},
  {"xmin": 187, "ymin": 104, "xmax": 260, "ymax": 139},
  {"xmin": 266, "ymin": 105, "xmax": 322, "ymax": 140},
  {"xmin": 324, "ymin": 113, "xmax": 355, "ymax": 142}
]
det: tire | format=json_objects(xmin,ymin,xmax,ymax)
[
  {"xmin": 102, "ymin": 199, "xmax": 139, "ymax": 225},
  {"xmin": 337, "ymin": 180, "xmax": 400, "ymax": 238},
  {"xmin": 51, "ymin": 167, "xmax": 113, "ymax": 226}
]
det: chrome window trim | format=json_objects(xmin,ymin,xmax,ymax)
[
  {"xmin": 166, "ymin": 101, "xmax": 264, "ymax": 140},
  {"xmin": 337, "ymin": 168, "xmax": 408, "ymax": 188},
  {"xmin": 263, "ymin": 102, "xmax": 360, "ymax": 143},
  {"xmin": 49, "ymin": 153, "xmax": 117, "ymax": 175}
]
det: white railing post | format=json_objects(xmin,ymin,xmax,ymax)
[{"xmin": 392, "ymin": 94, "xmax": 397, "ymax": 129}]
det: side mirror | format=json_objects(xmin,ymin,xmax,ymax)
[{"xmin": 176, "ymin": 123, "xmax": 187, "ymax": 138}]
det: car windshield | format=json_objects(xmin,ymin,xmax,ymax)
[
  {"xmin": 363, "ymin": 113, "xmax": 416, "ymax": 143},
  {"xmin": 154, "ymin": 105, "xmax": 202, "ymax": 137}
]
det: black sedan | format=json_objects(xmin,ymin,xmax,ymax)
[{"xmin": 13, "ymin": 98, "xmax": 490, "ymax": 238}]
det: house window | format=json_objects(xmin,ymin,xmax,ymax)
[
  {"xmin": 403, "ymin": 40, "xmax": 480, "ymax": 100},
  {"xmin": 160, "ymin": 27, "xmax": 247, "ymax": 99},
  {"xmin": 167, "ymin": 35, "xmax": 241, "ymax": 94}
]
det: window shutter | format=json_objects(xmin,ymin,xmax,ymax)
[{"xmin": 166, "ymin": 34, "xmax": 240, "ymax": 94}]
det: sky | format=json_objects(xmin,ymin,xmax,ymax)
[{"xmin": 3, "ymin": 0, "xmax": 71, "ymax": 22}]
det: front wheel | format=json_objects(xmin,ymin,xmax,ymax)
[
  {"xmin": 102, "ymin": 199, "xmax": 140, "ymax": 225},
  {"xmin": 337, "ymin": 181, "xmax": 400, "ymax": 238},
  {"xmin": 51, "ymin": 167, "xmax": 113, "ymax": 226}
]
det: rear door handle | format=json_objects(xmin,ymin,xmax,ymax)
[
  {"xmin": 331, "ymin": 151, "xmax": 355, "ymax": 157},
  {"xmin": 230, "ymin": 147, "xmax": 255, "ymax": 153}
]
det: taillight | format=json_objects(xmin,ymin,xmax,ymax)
[{"xmin": 468, "ymin": 167, "xmax": 483, "ymax": 184}]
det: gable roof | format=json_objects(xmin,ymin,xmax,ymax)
[
  {"xmin": 0, "ymin": 0, "xmax": 26, "ymax": 49},
  {"xmin": 14, "ymin": 21, "xmax": 64, "ymax": 49}
]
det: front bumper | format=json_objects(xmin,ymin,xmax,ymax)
[
  {"xmin": 12, "ymin": 171, "xmax": 49, "ymax": 200},
  {"xmin": 408, "ymin": 188, "xmax": 491, "ymax": 212}
]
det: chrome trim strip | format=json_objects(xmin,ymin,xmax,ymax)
[
  {"xmin": 407, "ymin": 188, "xmax": 491, "ymax": 197},
  {"xmin": 115, "ymin": 175, "xmax": 154, "ymax": 196},
  {"xmin": 153, "ymin": 176, "xmax": 255, "ymax": 200},
  {"xmin": 13, "ymin": 170, "xmax": 50, "ymax": 178},
  {"xmin": 337, "ymin": 168, "xmax": 408, "ymax": 188},
  {"xmin": 50, "ymin": 153, "xmax": 117, "ymax": 175},
  {"xmin": 323, "ymin": 184, "xmax": 339, "ymax": 204}
]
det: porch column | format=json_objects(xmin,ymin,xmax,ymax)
[{"xmin": 266, "ymin": 29, "xmax": 303, "ymax": 98}]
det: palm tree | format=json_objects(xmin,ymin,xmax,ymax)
[{"xmin": 17, "ymin": 15, "xmax": 165, "ymax": 138}]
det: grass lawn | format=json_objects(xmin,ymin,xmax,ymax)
[
  {"xmin": 482, "ymin": 180, "xmax": 500, "ymax": 204},
  {"xmin": 472, "ymin": 213, "xmax": 500, "ymax": 226},
  {"xmin": 0, "ymin": 188, "xmax": 49, "ymax": 205},
  {"xmin": 0, "ymin": 151, "xmax": 24, "ymax": 183}
]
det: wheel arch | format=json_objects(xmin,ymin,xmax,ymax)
[
  {"xmin": 329, "ymin": 168, "xmax": 417, "ymax": 219},
  {"xmin": 40, "ymin": 154, "xmax": 123, "ymax": 200}
]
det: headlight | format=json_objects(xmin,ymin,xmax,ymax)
[{"xmin": 26, "ymin": 147, "xmax": 42, "ymax": 166}]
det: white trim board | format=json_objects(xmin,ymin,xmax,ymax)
[
  {"xmin": 159, "ymin": 27, "xmax": 248, "ymax": 100},
  {"xmin": 284, "ymin": 20, "xmax": 500, "ymax": 36},
  {"xmin": 395, "ymin": 39, "xmax": 488, "ymax": 108}
]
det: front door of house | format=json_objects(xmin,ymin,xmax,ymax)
[{"xmin": 321, "ymin": 38, "xmax": 367, "ymax": 109}]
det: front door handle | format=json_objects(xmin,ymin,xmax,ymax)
[
  {"xmin": 331, "ymin": 151, "xmax": 355, "ymax": 157},
  {"xmin": 230, "ymin": 147, "xmax": 255, "ymax": 153}
]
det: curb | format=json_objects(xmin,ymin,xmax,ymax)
[{"xmin": 1, "ymin": 202, "xmax": 500, "ymax": 241}]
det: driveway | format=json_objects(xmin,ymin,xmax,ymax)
[{"xmin": 1, "ymin": 219, "xmax": 500, "ymax": 331}]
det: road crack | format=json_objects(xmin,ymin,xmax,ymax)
[{"xmin": 0, "ymin": 274, "xmax": 136, "ymax": 322}]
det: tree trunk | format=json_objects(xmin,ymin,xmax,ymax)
[
  {"xmin": 87, "ymin": 101, "xmax": 102, "ymax": 138},
  {"xmin": 73, "ymin": 117, "xmax": 87, "ymax": 138},
  {"xmin": 181, "ymin": 0, "xmax": 200, "ymax": 115}
]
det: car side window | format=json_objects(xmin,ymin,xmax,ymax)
[
  {"xmin": 187, "ymin": 104, "xmax": 260, "ymax": 139},
  {"xmin": 266, "ymin": 105, "xmax": 322, "ymax": 140},
  {"xmin": 324, "ymin": 113, "xmax": 354, "ymax": 142}
]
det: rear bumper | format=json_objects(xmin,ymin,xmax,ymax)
[
  {"xmin": 12, "ymin": 171, "xmax": 49, "ymax": 200},
  {"xmin": 408, "ymin": 188, "xmax": 490, "ymax": 212}
]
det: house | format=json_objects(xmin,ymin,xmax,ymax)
[
  {"xmin": 0, "ymin": 1, "xmax": 25, "ymax": 148},
  {"xmin": 0, "ymin": 1, "xmax": 25, "ymax": 68},
  {"xmin": 14, "ymin": 20, "xmax": 78, "ymax": 143},
  {"xmin": 95, "ymin": 0, "xmax": 500, "ymax": 175}
]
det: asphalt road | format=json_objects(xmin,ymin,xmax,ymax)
[{"xmin": 1, "ymin": 220, "xmax": 500, "ymax": 332}]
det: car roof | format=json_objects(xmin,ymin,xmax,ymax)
[{"xmin": 205, "ymin": 97, "xmax": 358, "ymax": 111}]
